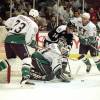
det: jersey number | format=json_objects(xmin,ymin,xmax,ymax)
[
  {"xmin": 14, "ymin": 20, "xmax": 26, "ymax": 33},
  {"xmin": 52, "ymin": 33, "xmax": 58, "ymax": 38}
]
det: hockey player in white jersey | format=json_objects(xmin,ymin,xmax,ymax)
[
  {"xmin": 77, "ymin": 12, "xmax": 100, "ymax": 72},
  {"xmin": 0, "ymin": 9, "xmax": 40, "ymax": 84}
]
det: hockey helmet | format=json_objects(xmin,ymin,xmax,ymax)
[
  {"xmin": 82, "ymin": 12, "xmax": 90, "ymax": 19},
  {"xmin": 29, "ymin": 9, "xmax": 39, "ymax": 18}
]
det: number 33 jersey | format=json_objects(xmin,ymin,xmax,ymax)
[{"xmin": 4, "ymin": 15, "xmax": 38, "ymax": 44}]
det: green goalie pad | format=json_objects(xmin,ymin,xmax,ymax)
[{"xmin": 31, "ymin": 52, "xmax": 51, "ymax": 65}]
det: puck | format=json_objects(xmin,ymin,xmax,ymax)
[{"xmin": 81, "ymin": 80, "xmax": 84, "ymax": 82}]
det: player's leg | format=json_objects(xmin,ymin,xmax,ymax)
[
  {"xmin": 31, "ymin": 52, "xmax": 54, "ymax": 81},
  {"xmin": 9, "ymin": 43, "xmax": 33, "ymax": 84},
  {"xmin": 79, "ymin": 44, "xmax": 92, "ymax": 72},
  {"xmin": 61, "ymin": 57, "xmax": 71, "ymax": 76},
  {"xmin": 95, "ymin": 59, "xmax": 100, "ymax": 71},
  {"xmin": 0, "ymin": 43, "xmax": 16, "ymax": 71},
  {"xmin": 89, "ymin": 44, "xmax": 100, "ymax": 71},
  {"xmin": 55, "ymin": 68, "xmax": 71, "ymax": 82},
  {"xmin": 53, "ymin": 57, "xmax": 71, "ymax": 82}
]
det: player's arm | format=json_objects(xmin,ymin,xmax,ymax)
[
  {"xmin": 25, "ymin": 25, "xmax": 38, "ymax": 48},
  {"xmin": 4, "ymin": 17, "xmax": 16, "ymax": 30},
  {"xmin": 87, "ymin": 26, "xmax": 97, "ymax": 45}
]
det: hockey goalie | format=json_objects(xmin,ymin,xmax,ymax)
[{"xmin": 29, "ymin": 40, "xmax": 72, "ymax": 82}]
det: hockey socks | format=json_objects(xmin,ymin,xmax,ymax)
[
  {"xmin": 95, "ymin": 60, "xmax": 100, "ymax": 71},
  {"xmin": 78, "ymin": 55, "xmax": 92, "ymax": 73},
  {"xmin": 83, "ymin": 58, "xmax": 92, "ymax": 72},
  {"xmin": 21, "ymin": 67, "xmax": 30, "ymax": 77},
  {"xmin": 20, "ymin": 67, "xmax": 31, "ymax": 84},
  {"xmin": 0, "ymin": 60, "xmax": 8, "ymax": 71}
]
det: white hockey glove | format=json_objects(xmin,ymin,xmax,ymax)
[{"xmin": 61, "ymin": 47, "xmax": 69, "ymax": 57}]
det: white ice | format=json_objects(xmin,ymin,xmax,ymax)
[{"xmin": 0, "ymin": 58, "xmax": 100, "ymax": 100}]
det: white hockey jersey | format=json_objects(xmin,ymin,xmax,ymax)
[
  {"xmin": 4, "ymin": 15, "xmax": 38, "ymax": 44},
  {"xmin": 82, "ymin": 21, "xmax": 97, "ymax": 38},
  {"xmin": 71, "ymin": 17, "xmax": 97, "ymax": 37}
]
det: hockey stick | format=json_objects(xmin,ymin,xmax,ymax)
[
  {"xmin": 66, "ymin": 57, "xmax": 72, "ymax": 74},
  {"xmin": 89, "ymin": 44, "xmax": 100, "ymax": 52}
]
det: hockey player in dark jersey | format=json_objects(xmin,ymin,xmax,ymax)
[{"xmin": 44, "ymin": 22, "xmax": 76, "ymax": 48}]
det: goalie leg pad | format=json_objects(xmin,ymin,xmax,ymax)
[
  {"xmin": 30, "ymin": 68, "xmax": 44, "ymax": 80},
  {"xmin": 30, "ymin": 67, "xmax": 54, "ymax": 81},
  {"xmin": 55, "ymin": 68, "xmax": 71, "ymax": 82},
  {"xmin": 21, "ymin": 57, "xmax": 33, "ymax": 78},
  {"xmin": 32, "ymin": 58, "xmax": 54, "ymax": 81}
]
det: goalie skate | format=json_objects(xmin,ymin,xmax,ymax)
[{"xmin": 55, "ymin": 68, "xmax": 71, "ymax": 82}]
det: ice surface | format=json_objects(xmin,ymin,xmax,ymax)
[
  {"xmin": 0, "ymin": 75, "xmax": 100, "ymax": 100},
  {"xmin": 0, "ymin": 58, "xmax": 100, "ymax": 100}
]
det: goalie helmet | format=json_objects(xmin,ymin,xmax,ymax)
[{"xmin": 29, "ymin": 9, "xmax": 39, "ymax": 18}]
